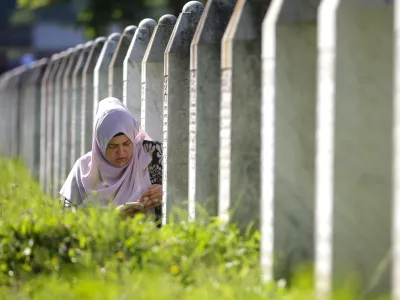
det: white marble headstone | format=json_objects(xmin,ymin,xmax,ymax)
[
  {"xmin": 163, "ymin": 1, "xmax": 204, "ymax": 224},
  {"xmin": 189, "ymin": 0, "xmax": 236, "ymax": 221},
  {"xmin": 109, "ymin": 26, "xmax": 137, "ymax": 100},
  {"xmin": 81, "ymin": 37, "xmax": 106, "ymax": 155},
  {"xmin": 123, "ymin": 18, "xmax": 156, "ymax": 120},
  {"xmin": 141, "ymin": 14, "xmax": 177, "ymax": 141}
]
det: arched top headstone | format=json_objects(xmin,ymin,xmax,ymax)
[
  {"xmin": 41, "ymin": 52, "xmax": 60, "ymax": 86},
  {"xmin": 191, "ymin": 0, "xmax": 236, "ymax": 47},
  {"xmin": 83, "ymin": 37, "xmax": 107, "ymax": 74},
  {"xmin": 143, "ymin": 15, "xmax": 177, "ymax": 62},
  {"xmin": 223, "ymin": 0, "xmax": 270, "ymax": 42},
  {"xmin": 95, "ymin": 33, "xmax": 121, "ymax": 72},
  {"xmin": 8, "ymin": 65, "xmax": 25, "ymax": 88},
  {"xmin": 138, "ymin": 18, "xmax": 157, "ymax": 29},
  {"xmin": 125, "ymin": 18, "xmax": 156, "ymax": 61},
  {"xmin": 64, "ymin": 44, "xmax": 85, "ymax": 81},
  {"xmin": 20, "ymin": 63, "xmax": 32, "ymax": 87},
  {"xmin": 49, "ymin": 53, "xmax": 65, "ymax": 82},
  {"xmin": 182, "ymin": 1, "xmax": 204, "ymax": 13},
  {"xmin": 55, "ymin": 49, "xmax": 73, "ymax": 81},
  {"xmin": 124, "ymin": 25, "xmax": 137, "ymax": 35},
  {"xmin": 26, "ymin": 58, "xmax": 48, "ymax": 85},
  {"xmin": 166, "ymin": 1, "xmax": 203, "ymax": 54},
  {"xmin": 159, "ymin": 14, "xmax": 177, "ymax": 25},
  {"xmin": 108, "ymin": 32, "xmax": 121, "ymax": 42},
  {"xmin": 94, "ymin": 36, "xmax": 107, "ymax": 44},
  {"xmin": 74, "ymin": 44, "xmax": 85, "ymax": 52},
  {"xmin": 74, "ymin": 40, "xmax": 95, "ymax": 76},
  {"xmin": 85, "ymin": 40, "xmax": 94, "ymax": 48},
  {"xmin": 222, "ymin": 0, "xmax": 270, "ymax": 69},
  {"xmin": 110, "ymin": 26, "xmax": 137, "ymax": 69},
  {"xmin": 32, "ymin": 58, "xmax": 48, "ymax": 68}
]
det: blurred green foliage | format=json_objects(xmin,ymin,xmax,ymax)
[{"xmin": 16, "ymin": 0, "xmax": 206, "ymax": 38}]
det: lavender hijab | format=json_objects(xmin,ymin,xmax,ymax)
[{"xmin": 60, "ymin": 97, "xmax": 152, "ymax": 206}]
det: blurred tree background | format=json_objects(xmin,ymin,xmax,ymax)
[{"xmin": 15, "ymin": 0, "xmax": 206, "ymax": 38}]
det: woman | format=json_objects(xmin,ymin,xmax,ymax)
[{"xmin": 60, "ymin": 97, "xmax": 162, "ymax": 219}]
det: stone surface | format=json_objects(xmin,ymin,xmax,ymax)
[
  {"xmin": 188, "ymin": 0, "xmax": 236, "ymax": 220},
  {"xmin": 53, "ymin": 50, "xmax": 73, "ymax": 195},
  {"xmin": 71, "ymin": 41, "xmax": 94, "ymax": 167},
  {"xmin": 395, "ymin": 2, "xmax": 400, "ymax": 299},
  {"xmin": 45, "ymin": 54, "xmax": 64, "ymax": 194},
  {"xmin": 218, "ymin": 0, "xmax": 270, "ymax": 230},
  {"xmin": 40, "ymin": 54, "xmax": 58, "ymax": 190},
  {"xmin": 261, "ymin": 0, "xmax": 319, "ymax": 284},
  {"xmin": 60, "ymin": 45, "xmax": 84, "ymax": 193},
  {"xmin": 0, "ymin": 72, "xmax": 12, "ymax": 157},
  {"xmin": 8, "ymin": 66, "xmax": 25, "ymax": 158},
  {"xmin": 17, "ymin": 68, "xmax": 29, "ymax": 161},
  {"xmin": 163, "ymin": 1, "xmax": 204, "ymax": 224},
  {"xmin": 18, "ymin": 59, "xmax": 48, "ymax": 179},
  {"xmin": 81, "ymin": 37, "xmax": 106, "ymax": 155},
  {"xmin": 0, "ymin": 72, "xmax": 11, "ymax": 157},
  {"xmin": 315, "ymin": 0, "xmax": 393, "ymax": 297},
  {"xmin": 123, "ymin": 18, "xmax": 156, "ymax": 120},
  {"xmin": 93, "ymin": 33, "xmax": 120, "ymax": 127},
  {"xmin": 141, "ymin": 14, "xmax": 177, "ymax": 141},
  {"xmin": 109, "ymin": 26, "xmax": 137, "ymax": 100}
]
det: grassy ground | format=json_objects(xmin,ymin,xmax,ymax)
[{"xmin": 0, "ymin": 158, "xmax": 387, "ymax": 299}]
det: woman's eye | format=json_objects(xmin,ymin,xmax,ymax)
[{"xmin": 124, "ymin": 142, "xmax": 131, "ymax": 146}]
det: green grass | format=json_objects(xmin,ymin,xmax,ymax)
[{"xmin": 0, "ymin": 158, "xmax": 387, "ymax": 299}]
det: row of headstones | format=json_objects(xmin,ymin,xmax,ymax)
[{"xmin": 0, "ymin": 0, "xmax": 398, "ymax": 298}]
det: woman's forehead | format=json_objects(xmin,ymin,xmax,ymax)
[{"xmin": 107, "ymin": 134, "xmax": 132, "ymax": 145}]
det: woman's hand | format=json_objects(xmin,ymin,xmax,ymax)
[
  {"xmin": 119, "ymin": 207, "xmax": 142, "ymax": 218},
  {"xmin": 139, "ymin": 184, "xmax": 162, "ymax": 209}
]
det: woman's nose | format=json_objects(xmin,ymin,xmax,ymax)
[
  {"xmin": 116, "ymin": 145, "xmax": 123, "ymax": 154},
  {"xmin": 116, "ymin": 145, "xmax": 126, "ymax": 155}
]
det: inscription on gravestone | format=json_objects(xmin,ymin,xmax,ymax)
[
  {"xmin": 188, "ymin": 0, "xmax": 236, "ymax": 220},
  {"xmin": 163, "ymin": 1, "xmax": 204, "ymax": 223},
  {"xmin": 141, "ymin": 14, "xmax": 177, "ymax": 141}
]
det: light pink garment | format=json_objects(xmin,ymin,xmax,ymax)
[{"xmin": 60, "ymin": 97, "xmax": 152, "ymax": 206}]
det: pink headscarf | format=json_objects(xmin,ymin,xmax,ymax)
[{"xmin": 60, "ymin": 97, "xmax": 152, "ymax": 206}]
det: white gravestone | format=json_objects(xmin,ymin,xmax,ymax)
[
  {"xmin": 163, "ymin": 1, "xmax": 204, "ymax": 224},
  {"xmin": 109, "ymin": 26, "xmax": 137, "ymax": 100},
  {"xmin": 141, "ymin": 14, "xmax": 177, "ymax": 141},
  {"xmin": 81, "ymin": 37, "xmax": 106, "ymax": 155},
  {"xmin": 8, "ymin": 66, "xmax": 25, "ymax": 158},
  {"xmin": 71, "ymin": 41, "xmax": 94, "ymax": 167},
  {"xmin": 20, "ymin": 59, "xmax": 48, "ymax": 179},
  {"xmin": 123, "ymin": 18, "xmax": 156, "ymax": 120},
  {"xmin": 315, "ymin": 0, "xmax": 393, "ymax": 298},
  {"xmin": 60, "ymin": 45, "xmax": 84, "ymax": 190},
  {"xmin": 45, "ymin": 54, "xmax": 64, "ymax": 194},
  {"xmin": 218, "ymin": 0, "xmax": 270, "ymax": 231},
  {"xmin": 261, "ymin": 0, "xmax": 320, "ymax": 284},
  {"xmin": 189, "ymin": 0, "xmax": 236, "ymax": 220},
  {"xmin": 39, "ymin": 54, "xmax": 58, "ymax": 191},
  {"xmin": 53, "ymin": 49, "xmax": 73, "ymax": 195},
  {"xmin": 93, "ymin": 33, "xmax": 121, "ymax": 128},
  {"xmin": 0, "ymin": 73, "xmax": 11, "ymax": 156}
]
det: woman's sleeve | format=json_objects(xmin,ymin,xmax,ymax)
[
  {"xmin": 60, "ymin": 160, "xmax": 84, "ymax": 208},
  {"xmin": 143, "ymin": 140, "xmax": 163, "ymax": 226},
  {"xmin": 146, "ymin": 141, "xmax": 163, "ymax": 185}
]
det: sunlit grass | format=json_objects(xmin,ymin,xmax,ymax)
[{"xmin": 0, "ymin": 158, "xmax": 388, "ymax": 299}]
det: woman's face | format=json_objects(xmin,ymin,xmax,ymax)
[{"xmin": 105, "ymin": 134, "xmax": 133, "ymax": 167}]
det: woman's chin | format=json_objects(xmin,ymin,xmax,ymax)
[{"xmin": 114, "ymin": 159, "xmax": 129, "ymax": 167}]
